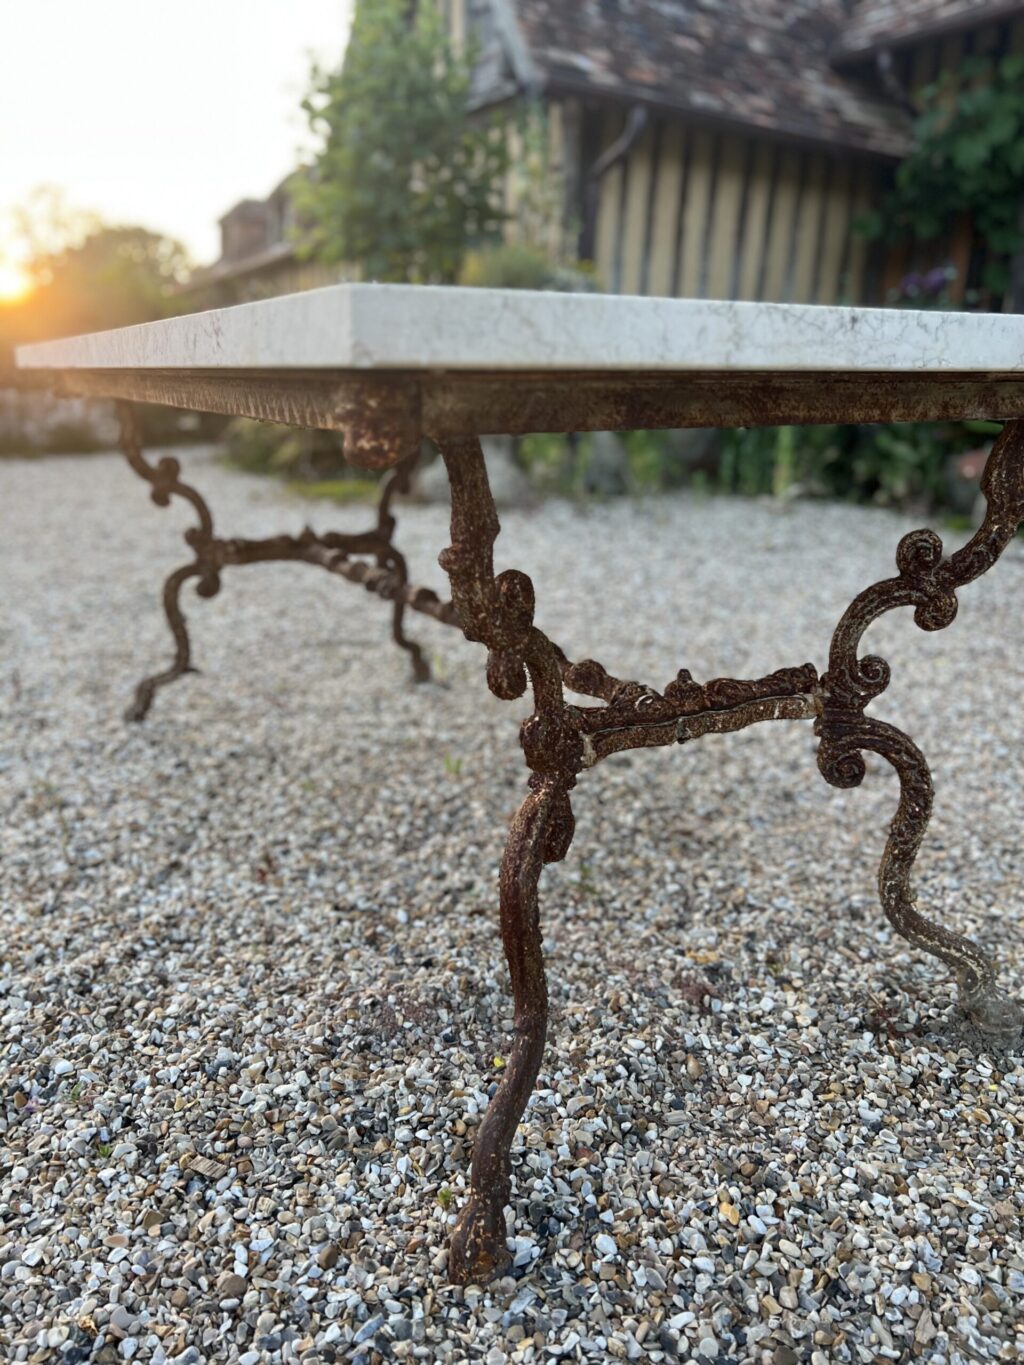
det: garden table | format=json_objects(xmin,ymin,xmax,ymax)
[{"xmin": 16, "ymin": 284, "xmax": 1024, "ymax": 1284}]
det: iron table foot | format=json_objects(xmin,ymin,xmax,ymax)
[
  {"xmin": 126, "ymin": 563, "xmax": 208, "ymax": 722},
  {"xmin": 449, "ymin": 780, "xmax": 558, "ymax": 1284}
]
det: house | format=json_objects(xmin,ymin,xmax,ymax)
[
  {"xmin": 186, "ymin": 174, "xmax": 348, "ymax": 305},
  {"xmin": 195, "ymin": 1, "xmax": 1024, "ymax": 308}
]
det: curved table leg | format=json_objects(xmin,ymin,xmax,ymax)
[
  {"xmin": 818, "ymin": 717, "xmax": 1023, "ymax": 1042},
  {"xmin": 381, "ymin": 546, "xmax": 431, "ymax": 684},
  {"xmin": 116, "ymin": 405, "xmax": 433, "ymax": 714},
  {"xmin": 126, "ymin": 561, "xmax": 219, "ymax": 722},
  {"xmin": 435, "ymin": 434, "xmax": 581, "ymax": 1283},
  {"xmin": 449, "ymin": 777, "xmax": 556, "ymax": 1283}
]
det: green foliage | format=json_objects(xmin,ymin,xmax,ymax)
[
  {"xmin": 622, "ymin": 431, "xmax": 678, "ymax": 494},
  {"xmin": 458, "ymin": 105, "xmax": 597, "ymax": 292},
  {"xmin": 298, "ymin": 0, "xmax": 508, "ymax": 283},
  {"xmin": 291, "ymin": 478, "xmax": 380, "ymax": 505},
  {"xmin": 1, "ymin": 243, "xmax": 188, "ymax": 377},
  {"xmin": 520, "ymin": 430, "xmax": 706, "ymax": 498},
  {"xmin": 520, "ymin": 421, "xmax": 997, "ymax": 514},
  {"xmin": 866, "ymin": 54, "xmax": 1024, "ymax": 295},
  {"xmin": 518, "ymin": 432, "xmax": 576, "ymax": 491},
  {"xmin": 459, "ymin": 242, "xmax": 598, "ymax": 292},
  {"xmin": 459, "ymin": 243, "xmax": 559, "ymax": 291},
  {"xmin": 718, "ymin": 420, "xmax": 998, "ymax": 509},
  {"xmin": 0, "ymin": 189, "xmax": 189, "ymax": 374},
  {"xmin": 222, "ymin": 418, "xmax": 351, "ymax": 482}
]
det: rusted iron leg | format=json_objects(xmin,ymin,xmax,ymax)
[
  {"xmin": 126, "ymin": 560, "xmax": 220, "ymax": 722},
  {"xmin": 116, "ymin": 403, "xmax": 433, "ymax": 714},
  {"xmin": 818, "ymin": 716, "xmax": 1023, "ymax": 1041},
  {"xmin": 448, "ymin": 778, "xmax": 560, "ymax": 1283},
  {"xmin": 117, "ymin": 403, "xmax": 222, "ymax": 721},
  {"xmin": 381, "ymin": 547, "xmax": 431, "ymax": 683},
  {"xmin": 376, "ymin": 450, "xmax": 431, "ymax": 683},
  {"xmin": 817, "ymin": 422, "xmax": 1024, "ymax": 1039},
  {"xmin": 434, "ymin": 434, "xmax": 581, "ymax": 1282}
]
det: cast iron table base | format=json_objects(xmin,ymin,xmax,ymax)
[
  {"xmin": 117, "ymin": 405, "xmax": 437, "ymax": 720},
  {"xmin": 116, "ymin": 404, "xmax": 1023, "ymax": 1286}
]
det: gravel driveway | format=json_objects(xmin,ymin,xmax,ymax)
[{"xmin": 1, "ymin": 447, "xmax": 1022, "ymax": 1363}]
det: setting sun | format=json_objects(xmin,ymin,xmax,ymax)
[{"xmin": 0, "ymin": 259, "xmax": 32, "ymax": 303}]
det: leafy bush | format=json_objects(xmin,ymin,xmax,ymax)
[
  {"xmin": 862, "ymin": 54, "xmax": 1024, "ymax": 298},
  {"xmin": 222, "ymin": 418, "xmax": 353, "ymax": 482},
  {"xmin": 459, "ymin": 243, "xmax": 598, "ymax": 293},
  {"xmin": 718, "ymin": 420, "xmax": 999, "ymax": 510},
  {"xmin": 521, "ymin": 420, "xmax": 998, "ymax": 513}
]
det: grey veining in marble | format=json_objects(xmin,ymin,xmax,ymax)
[{"xmin": 16, "ymin": 284, "xmax": 1024, "ymax": 376}]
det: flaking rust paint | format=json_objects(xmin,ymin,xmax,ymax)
[{"xmin": 30, "ymin": 368, "xmax": 1024, "ymax": 461}]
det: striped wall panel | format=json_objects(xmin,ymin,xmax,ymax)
[{"xmin": 588, "ymin": 116, "xmax": 881, "ymax": 306}]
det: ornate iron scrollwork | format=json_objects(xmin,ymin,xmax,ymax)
[
  {"xmin": 116, "ymin": 404, "xmax": 433, "ymax": 719},
  {"xmin": 113, "ymin": 408, "xmax": 1024, "ymax": 1286},
  {"xmin": 817, "ymin": 419, "xmax": 1024, "ymax": 1044},
  {"xmin": 433, "ymin": 425, "xmax": 1023, "ymax": 1284}
]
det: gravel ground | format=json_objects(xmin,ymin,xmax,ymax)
[{"xmin": 1, "ymin": 446, "xmax": 1022, "ymax": 1365}]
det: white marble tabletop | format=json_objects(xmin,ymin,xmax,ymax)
[{"xmin": 16, "ymin": 283, "xmax": 1024, "ymax": 376}]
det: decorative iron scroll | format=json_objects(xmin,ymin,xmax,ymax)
[
  {"xmin": 433, "ymin": 426, "xmax": 1024, "ymax": 1286},
  {"xmin": 114, "ymin": 409, "xmax": 1024, "ymax": 1289},
  {"xmin": 116, "ymin": 404, "xmax": 435, "ymax": 718},
  {"xmin": 817, "ymin": 419, "xmax": 1024, "ymax": 1042}
]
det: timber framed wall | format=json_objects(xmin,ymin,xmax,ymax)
[
  {"xmin": 444, "ymin": 0, "xmax": 1024, "ymax": 309},
  {"xmin": 587, "ymin": 110, "xmax": 879, "ymax": 306}
]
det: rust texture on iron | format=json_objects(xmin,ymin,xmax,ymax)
[
  {"xmin": 817, "ymin": 419, "xmax": 1024, "ymax": 1042},
  {"xmin": 111, "ymin": 398, "xmax": 1024, "ymax": 1288},
  {"xmin": 50, "ymin": 370, "xmax": 423, "ymax": 465},
  {"xmin": 116, "ymin": 403, "xmax": 436, "ymax": 719},
  {"xmin": 432, "ymin": 427, "xmax": 1024, "ymax": 1286},
  {"xmin": 29, "ymin": 366, "xmax": 1024, "ymax": 449},
  {"xmin": 421, "ymin": 371, "xmax": 1024, "ymax": 437}
]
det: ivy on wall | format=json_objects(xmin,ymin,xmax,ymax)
[{"xmin": 863, "ymin": 54, "xmax": 1024, "ymax": 297}]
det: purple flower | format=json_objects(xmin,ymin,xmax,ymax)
[
  {"xmin": 900, "ymin": 272, "xmax": 925, "ymax": 298},
  {"xmin": 923, "ymin": 266, "xmax": 952, "ymax": 296}
]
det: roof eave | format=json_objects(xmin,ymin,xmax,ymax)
[
  {"xmin": 835, "ymin": 1, "xmax": 1024, "ymax": 66},
  {"xmin": 543, "ymin": 73, "xmax": 912, "ymax": 162}
]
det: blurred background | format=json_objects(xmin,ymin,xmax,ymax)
[{"xmin": 4, "ymin": 0, "xmax": 1024, "ymax": 521}]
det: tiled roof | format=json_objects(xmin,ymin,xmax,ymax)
[
  {"xmin": 510, "ymin": 1, "xmax": 912, "ymax": 158},
  {"xmin": 838, "ymin": 1, "xmax": 1024, "ymax": 60}
]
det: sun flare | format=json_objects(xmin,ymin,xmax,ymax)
[{"xmin": 0, "ymin": 260, "xmax": 32, "ymax": 303}]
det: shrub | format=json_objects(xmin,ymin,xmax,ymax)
[{"xmin": 222, "ymin": 418, "xmax": 351, "ymax": 482}]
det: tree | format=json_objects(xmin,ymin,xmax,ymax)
[
  {"xmin": 298, "ymin": 0, "xmax": 508, "ymax": 283},
  {"xmin": 1, "ymin": 189, "xmax": 190, "ymax": 363}
]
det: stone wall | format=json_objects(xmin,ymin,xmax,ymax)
[{"xmin": 0, "ymin": 387, "xmax": 120, "ymax": 455}]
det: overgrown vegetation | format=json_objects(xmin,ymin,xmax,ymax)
[
  {"xmin": 298, "ymin": 0, "xmax": 508, "ymax": 283},
  {"xmin": 716, "ymin": 421, "xmax": 999, "ymax": 511},
  {"xmin": 862, "ymin": 53, "xmax": 1024, "ymax": 299},
  {"xmin": 519, "ymin": 421, "xmax": 999, "ymax": 515}
]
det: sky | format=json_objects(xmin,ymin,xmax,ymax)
[{"xmin": 0, "ymin": 0, "xmax": 354, "ymax": 286}]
